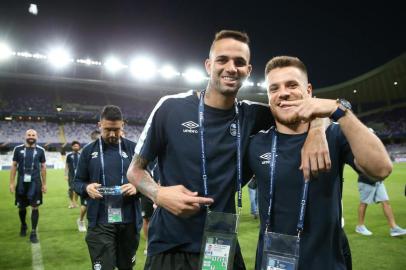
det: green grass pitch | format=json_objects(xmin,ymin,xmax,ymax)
[{"xmin": 0, "ymin": 164, "xmax": 405, "ymax": 269}]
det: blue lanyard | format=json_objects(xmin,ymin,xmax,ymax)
[
  {"xmin": 266, "ymin": 129, "xmax": 309, "ymax": 237},
  {"xmin": 98, "ymin": 138, "xmax": 124, "ymax": 186},
  {"xmin": 72, "ymin": 152, "xmax": 80, "ymax": 172},
  {"xmin": 23, "ymin": 147, "xmax": 37, "ymax": 172},
  {"xmin": 198, "ymin": 90, "xmax": 243, "ymax": 209}
]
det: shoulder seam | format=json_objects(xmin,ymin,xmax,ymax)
[{"xmin": 135, "ymin": 90, "xmax": 194, "ymax": 154}]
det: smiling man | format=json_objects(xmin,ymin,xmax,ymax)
[
  {"xmin": 248, "ymin": 56, "xmax": 392, "ymax": 270},
  {"xmin": 9, "ymin": 129, "xmax": 46, "ymax": 243},
  {"xmin": 127, "ymin": 31, "xmax": 332, "ymax": 270}
]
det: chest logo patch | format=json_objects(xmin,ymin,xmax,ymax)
[
  {"xmin": 121, "ymin": 151, "xmax": 128, "ymax": 159},
  {"xmin": 260, "ymin": 152, "xmax": 272, "ymax": 165},
  {"xmin": 91, "ymin": 152, "xmax": 98, "ymax": 159},
  {"xmin": 182, "ymin": 121, "xmax": 199, "ymax": 134}
]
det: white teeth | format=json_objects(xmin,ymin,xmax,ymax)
[{"xmin": 223, "ymin": 76, "xmax": 237, "ymax": 81}]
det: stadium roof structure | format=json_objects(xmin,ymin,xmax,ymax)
[{"xmin": 242, "ymin": 53, "xmax": 406, "ymax": 117}]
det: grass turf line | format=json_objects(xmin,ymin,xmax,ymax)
[{"xmin": 0, "ymin": 164, "xmax": 405, "ymax": 269}]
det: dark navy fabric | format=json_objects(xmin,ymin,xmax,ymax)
[
  {"xmin": 12, "ymin": 145, "xmax": 46, "ymax": 201},
  {"xmin": 66, "ymin": 152, "xmax": 80, "ymax": 180},
  {"xmin": 135, "ymin": 90, "xmax": 273, "ymax": 256},
  {"xmin": 357, "ymin": 174, "xmax": 376, "ymax": 186},
  {"xmin": 73, "ymin": 138, "xmax": 142, "ymax": 231},
  {"xmin": 248, "ymin": 123, "xmax": 356, "ymax": 270}
]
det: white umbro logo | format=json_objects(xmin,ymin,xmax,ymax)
[
  {"xmin": 260, "ymin": 152, "xmax": 275, "ymax": 164},
  {"xmin": 121, "ymin": 151, "xmax": 128, "ymax": 159},
  {"xmin": 91, "ymin": 152, "xmax": 98, "ymax": 159},
  {"xmin": 182, "ymin": 121, "xmax": 199, "ymax": 134}
]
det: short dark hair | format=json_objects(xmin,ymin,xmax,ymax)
[
  {"xmin": 265, "ymin": 56, "xmax": 308, "ymax": 77},
  {"xmin": 210, "ymin": 30, "xmax": 250, "ymax": 55},
  {"xmin": 100, "ymin": 105, "xmax": 123, "ymax": 121},
  {"xmin": 71, "ymin": 140, "xmax": 80, "ymax": 146}
]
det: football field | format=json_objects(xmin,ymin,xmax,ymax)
[{"xmin": 0, "ymin": 164, "xmax": 405, "ymax": 269}]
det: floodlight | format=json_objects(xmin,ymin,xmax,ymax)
[
  {"xmin": 48, "ymin": 48, "xmax": 72, "ymax": 68},
  {"xmin": 104, "ymin": 57, "xmax": 126, "ymax": 73},
  {"xmin": 394, "ymin": 81, "xmax": 398, "ymax": 86},
  {"xmin": 0, "ymin": 43, "xmax": 14, "ymax": 61},
  {"xmin": 28, "ymin": 4, "xmax": 38, "ymax": 15},
  {"xmin": 159, "ymin": 65, "xmax": 180, "ymax": 79},
  {"xmin": 257, "ymin": 81, "xmax": 267, "ymax": 88},
  {"xmin": 242, "ymin": 80, "xmax": 254, "ymax": 87},
  {"xmin": 130, "ymin": 56, "xmax": 157, "ymax": 80},
  {"xmin": 182, "ymin": 68, "xmax": 207, "ymax": 83}
]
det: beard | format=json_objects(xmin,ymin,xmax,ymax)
[
  {"xmin": 210, "ymin": 76, "xmax": 243, "ymax": 97},
  {"xmin": 270, "ymin": 107, "xmax": 302, "ymax": 126},
  {"xmin": 106, "ymin": 136, "xmax": 119, "ymax": 144},
  {"xmin": 26, "ymin": 138, "xmax": 36, "ymax": 145}
]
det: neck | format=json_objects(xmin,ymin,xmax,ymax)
[
  {"xmin": 25, "ymin": 143, "xmax": 35, "ymax": 148},
  {"xmin": 201, "ymin": 87, "xmax": 235, "ymax": 110},
  {"xmin": 275, "ymin": 121, "xmax": 309, "ymax": 135}
]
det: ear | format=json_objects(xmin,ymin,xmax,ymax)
[
  {"xmin": 205, "ymin": 58, "xmax": 211, "ymax": 76},
  {"xmin": 307, "ymin": 83, "xmax": 313, "ymax": 97},
  {"xmin": 97, "ymin": 121, "xmax": 101, "ymax": 129},
  {"xmin": 247, "ymin": 64, "xmax": 252, "ymax": 76}
]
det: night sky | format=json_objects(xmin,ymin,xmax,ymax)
[{"xmin": 0, "ymin": 0, "xmax": 404, "ymax": 88}]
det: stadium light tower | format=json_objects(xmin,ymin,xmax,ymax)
[
  {"xmin": 130, "ymin": 56, "xmax": 157, "ymax": 80},
  {"xmin": 159, "ymin": 65, "xmax": 180, "ymax": 79},
  {"xmin": 182, "ymin": 68, "xmax": 207, "ymax": 84},
  {"xmin": 104, "ymin": 56, "xmax": 126, "ymax": 73},
  {"xmin": 0, "ymin": 42, "xmax": 14, "ymax": 61},
  {"xmin": 242, "ymin": 79, "xmax": 254, "ymax": 87},
  {"xmin": 48, "ymin": 48, "xmax": 72, "ymax": 69}
]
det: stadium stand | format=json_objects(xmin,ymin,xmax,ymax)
[{"xmin": 1, "ymin": 52, "xmax": 405, "ymax": 167}]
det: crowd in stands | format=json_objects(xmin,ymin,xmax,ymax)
[
  {"xmin": 361, "ymin": 107, "xmax": 406, "ymax": 139},
  {"xmin": 0, "ymin": 120, "xmax": 144, "ymax": 145},
  {"xmin": 0, "ymin": 120, "xmax": 60, "ymax": 144}
]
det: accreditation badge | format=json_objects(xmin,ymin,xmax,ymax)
[
  {"xmin": 199, "ymin": 211, "xmax": 239, "ymax": 270},
  {"xmin": 24, "ymin": 173, "xmax": 32, "ymax": 183},
  {"xmin": 99, "ymin": 186, "xmax": 123, "ymax": 223},
  {"xmin": 261, "ymin": 232, "xmax": 300, "ymax": 270}
]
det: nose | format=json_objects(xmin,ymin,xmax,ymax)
[
  {"xmin": 279, "ymin": 86, "xmax": 290, "ymax": 100},
  {"xmin": 224, "ymin": 60, "xmax": 237, "ymax": 73}
]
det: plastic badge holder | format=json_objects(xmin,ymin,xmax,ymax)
[
  {"xmin": 199, "ymin": 211, "xmax": 239, "ymax": 270},
  {"xmin": 98, "ymin": 186, "xmax": 123, "ymax": 223},
  {"xmin": 261, "ymin": 232, "xmax": 300, "ymax": 270}
]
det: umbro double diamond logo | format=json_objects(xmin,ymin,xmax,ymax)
[
  {"xmin": 182, "ymin": 121, "xmax": 199, "ymax": 134},
  {"xmin": 260, "ymin": 152, "xmax": 273, "ymax": 164}
]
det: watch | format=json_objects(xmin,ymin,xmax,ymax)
[{"xmin": 330, "ymin": 98, "xmax": 352, "ymax": 122}]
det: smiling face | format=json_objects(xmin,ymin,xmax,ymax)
[
  {"xmin": 25, "ymin": 129, "xmax": 38, "ymax": 146},
  {"xmin": 267, "ymin": 66, "xmax": 312, "ymax": 125},
  {"xmin": 205, "ymin": 38, "xmax": 252, "ymax": 97}
]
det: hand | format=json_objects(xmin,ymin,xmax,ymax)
[
  {"xmin": 156, "ymin": 185, "xmax": 214, "ymax": 218},
  {"xmin": 86, "ymin": 183, "xmax": 103, "ymax": 199},
  {"xmin": 121, "ymin": 183, "xmax": 137, "ymax": 196},
  {"xmin": 280, "ymin": 98, "xmax": 338, "ymax": 122},
  {"xmin": 42, "ymin": 184, "xmax": 47, "ymax": 193},
  {"xmin": 9, "ymin": 183, "xmax": 15, "ymax": 194},
  {"xmin": 300, "ymin": 127, "xmax": 331, "ymax": 180}
]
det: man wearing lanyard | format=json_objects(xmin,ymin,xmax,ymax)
[
  {"xmin": 127, "ymin": 30, "xmax": 331, "ymax": 270},
  {"xmin": 74, "ymin": 105, "xmax": 142, "ymax": 270},
  {"xmin": 247, "ymin": 56, "xmax": 393, "ymax": 270},
  {"xmin": 65, "ymin": 141, "xmax": 81, "ymax": 209},
  {"xmin": 9, "ymin": 129, "xmax": 47, "ymax": 244}
]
